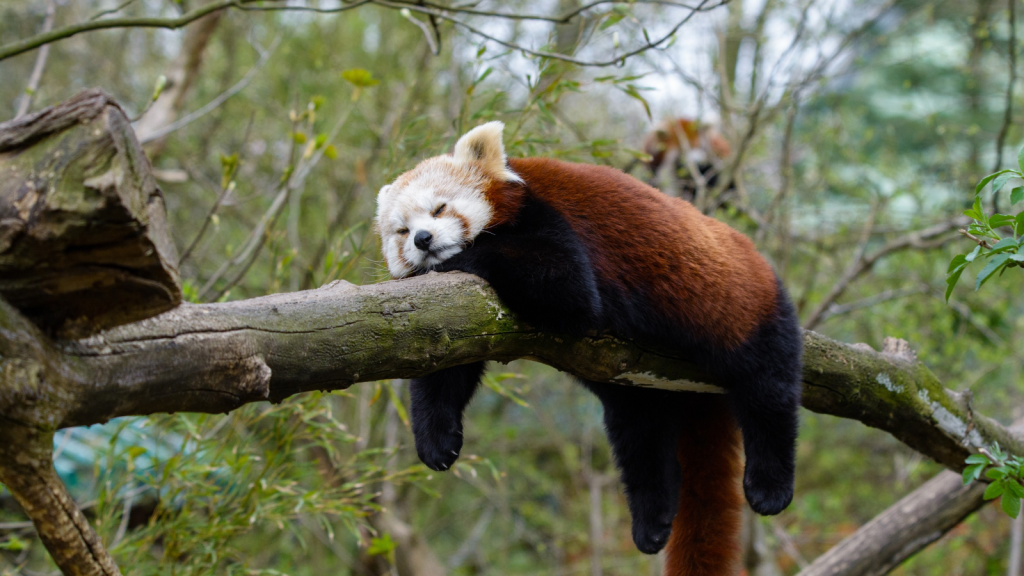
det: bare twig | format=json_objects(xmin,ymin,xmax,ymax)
[
  {"xmin": 816, "ymin": 284, "xmax": 929, "ymax": 324},
  {"xmin": 400, "ymin": 8, "xmax": 440, "ymax": 55},
  {"xmin": 198, "ymin": 105, "xmax": 353, "ymax": 300},
  {"xmin": 993, "ymin": 0, "xmax": 1018, "ymax": 212},
  {"xmin": 138, "ymin": 35, "xmax": 279, "ymax": 144},
  {"xmin": 959, "ymin": 228, "xmax": 993, "ymax": 249},
  {"xmin": 383, "ymin": 0, "xmax": 724, "ymax": 68},
  {"xmin": 770, "ymin": 519, "xmax": 809, "ymax": 570},
  {"xmin": 803, "ymin": 217, "xmax": 968, "ymax": 329},
  {"xmin": 88, "ymin": 0, "xmax": 139, "ymax": 22},
  {"xmin": 14, "ymin": 0, "xmax": 56, "ymax": 119},
  {"xmin": 0, "ymin": 0, "xmax": 722, "ymax": 64}
]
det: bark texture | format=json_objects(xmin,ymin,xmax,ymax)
[
  {"xmin": 0, "ymin": 89, "xmax": 180, "ymax": 339},
  {"xmin": 0, "ymin": 424, "xmax": 122, "ymax": 576}
]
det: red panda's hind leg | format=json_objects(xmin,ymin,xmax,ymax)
[
  {"xmin": 726, "ymin": 283, "xmax": 802, "ymax": 516},
  {"xmin": 579, "ymin": 381, "xmax": 683, "ymax": 554}
]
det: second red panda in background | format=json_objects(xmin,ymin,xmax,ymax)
[
  {"xmin": 642, "ymin": 117, "xmax": 732, "ymax": 201},
  {"xmin": 375, "ymin": 122, "xmax": 802, "ymax": 576}
]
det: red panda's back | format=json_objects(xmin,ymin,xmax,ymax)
[{"xmin": 507, "ymin": 157, "xmax": 778, "ymax": 349}]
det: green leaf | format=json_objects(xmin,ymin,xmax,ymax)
[
  {"xmin": 292, "ymin": 132, "xmax": 307, "ymax": 144},
  {"xmin": 341, "ymin": 68, "xmax": 380, "ymax": 88},
  {"xmin": 963, "ymin": 463, "xmax": 985, "ymax": 485},
  {"xmin": 992, "ymin": 173, "xmax": 1016, "ymax": 194},
  {"xmin": 989, "ymin": 237, "xmax": 1018, "ymax": 253},
  {"xmin": 0, "ymin": 536, "xmax": 28, "ymax": 551},
  {"xmin": 599, "ymin": 11, "xmax": 626, "ymax": 30},
  {"xmin": 991, "ymin": 213, "xmax": 1016, "ymax": 229},
  {"xmin": 1017, "ymin": 145, "xmax": 1024, "ymax": 173},
  {"xmin": 324, "ymin": 144, "xmax": 338, "ymax": 160},
  {"xmin": 1015, "ymin": 212, "xmax": 1024, "ymax": 235},
  {"xmin": 618, "ymin": 84, "xmax": 652, "ymax": 120},
  {"xmin": 976, "ymin": 252, "xmax": 1012, "ymax": 290},
  {"xmin": 386, "ymin": 382, "xmax": 410, "ymax": 428},
  {"xmin": 1007, "ymin": 480, "xmax": 1024, "ymax": 498},
  {"xmin": 947, "ymin": 254, "xmax": 968, "ymax": 274},
  {"xmin": 984, "ymin": 481, "xmax": 1005, "ymax": 500},
  {"xmin": 482, "ymin": 373, "xmax": 530, "ymax": 408},
  {"xmin": 966, "ymin": 454, "xmax": 991, "ymax": 465},
  {"xmin": 625, "ymin": 148, "xmax": 653, "ymax": 162},
  {"xmin": 367, "ymin": 533, "xmax": 396, "ymax": 556},
  {"xmin": 965, "ymin": 245, "xmax": 982, "ymax": 263},
  {"xmin": 988, "ymin": 467, "xmax": 1008, "ymax": 480},
  {"xmin": 1012, "ymin": 187, "xmax": 1024, "ymax": 205},
  {"xmin": 945, "ymin": 264, "xmax": 966, "ymax": 301},
  {"xmin": 976, "ymin": 169, "xmax": 1016, "ymax": 195},
  {"xmin": 1004, "ymin": 492, "xmax": 1022, "ymax": 518}
]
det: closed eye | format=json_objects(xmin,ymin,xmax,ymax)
[
  {"xmin": 432, "ymin": 203, "xmax": 447, "ymax": 217},
  {"xmin": 397, "ymin": 228, "xmax": 409, "ymax": 235}
]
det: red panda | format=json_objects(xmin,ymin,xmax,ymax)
[
  {"xmin": 640, "ymin": 117, "xmax": 732, "ymax": 202},
  {"xmin": 375, "ymin": 122, "xmax": 802, "ymax": 576},
  {"xmin": 643, "ymin": 117, "xmax": 731, "ymax": 174}
]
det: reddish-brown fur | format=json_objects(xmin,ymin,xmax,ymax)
[
  {"xmin": 496, "ymin": 157, "xmax": 777, "ymax": 349},
  {"xmin": 666, "ymin": 396, "xmax": 744, "ymax": 576}
]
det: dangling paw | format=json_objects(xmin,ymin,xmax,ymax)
[
  {"xmin": 632, "ymin": 516, "xmax": 674, "ymax": 555},
  {"xmin": 743, "ymin": 460, "xmax": 793, "ymax": 515},
  {"xmin": 628, "ymin": 492, "xmax": 677, "ymax": 554},
  {"xmin": 414, "ymin": 425, "xmax": 463, "ymax": 472}
]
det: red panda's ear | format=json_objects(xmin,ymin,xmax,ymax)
[{"xmin": 453, "ymin": 121, "xmax": 522, "ymax": 183}]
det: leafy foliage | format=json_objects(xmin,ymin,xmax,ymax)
[
  {"xmin": 946, "ymin": 149, "xmax": 1024, "ymax": 300},
  {"xmin": 963, "ymin": 444, "xmax": 1024, "ymax": 519}
]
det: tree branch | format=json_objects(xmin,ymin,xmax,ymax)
[
  {"xmin": 796, "ymin": 469, "xmax": 990, "ymax": 576},
  {"xmin": 803, "ymin": 217, "xmax": 969, "ymax": 329},
  {"xmin": 0, "ymin": 0, "xmax": 722, "ymax": 65},
  {"xmin": 0, "ymin": 273, "xmax": 1014, "ymax": 475}
]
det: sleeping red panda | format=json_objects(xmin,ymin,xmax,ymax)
[{"xmin": 375, "ymin": 122, "xmax": 802, "ymax": 576}]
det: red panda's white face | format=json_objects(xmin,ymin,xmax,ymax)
[{"xmin": 375, "ymin": 122, "xmax": 521, "ymax": 278}]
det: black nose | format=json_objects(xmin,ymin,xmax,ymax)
[{"xmin": 414, "ymin": 230, "xmax": 433, "ymax": 251}]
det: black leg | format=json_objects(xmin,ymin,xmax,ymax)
[
  {"xmin": 580, "ymin": 381, "xmax": 682, "ymax": 554},
  {"xmin": 729, "ymin": 372, "xmax": 800, "ymax": 516},
  {"xmin": 409, "ymin": 362, "xmax": 486, "ymax": 471}
]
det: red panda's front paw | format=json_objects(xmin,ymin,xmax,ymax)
[{"xmin": 414, "ymin": 427, "xmax": 463, "ymax": 472}]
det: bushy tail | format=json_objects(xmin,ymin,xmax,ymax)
[{"xmin": 664, "ymin": 396, "xmax": 744, "ymax": 576}]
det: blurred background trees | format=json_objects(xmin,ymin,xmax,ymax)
[{"xmin": 1, "ymin": 0, "xmax": 1022, "ymax": 574}]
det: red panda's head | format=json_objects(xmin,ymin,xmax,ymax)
[{"xmin": 375, "ymin": 121, "xmax": 522, "ymax": 278}]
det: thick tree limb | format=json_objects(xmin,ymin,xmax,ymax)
[
  {"xmin": 0, "ymin": 273, "xmax": 1017, "ymax": 475},
  {"xmin": 797, "ymin": 418, "xmax": 1024, "ymax": 576},
  {"xmin": 0, "ymin": 424, "xmax": 122, "ymax": 576},
  {"xmin": 0, "ymin": 89, "xmax": 180, "ymax": 338},
  {"xmin": 796, "ymin": 470, "xmax": 988, "ymax": 576}
]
